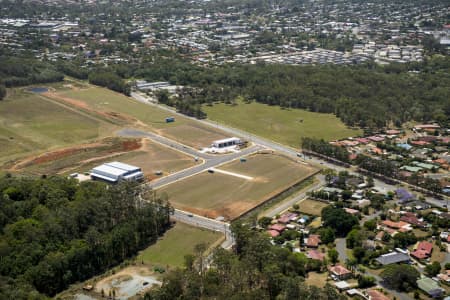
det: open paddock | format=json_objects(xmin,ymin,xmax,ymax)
[
  {"xmin": 137, "ymin": 222, "xmax": 222, "ymax": 268},
  {"xmin": 58, "ymin": 87, "xmax": 230, "ymax": 149},
  {"xmin": 158, "ymin": 153, "xmax": 318, "ymax": 220}
]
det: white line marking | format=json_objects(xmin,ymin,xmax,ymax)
[{"xmin": 210, "ymin": 168, "xmax": 254, "ymax": 180}]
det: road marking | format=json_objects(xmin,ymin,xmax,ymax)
[{"xmin": 210, "ymin": 168, "xmax": 254, "ymax": 180}]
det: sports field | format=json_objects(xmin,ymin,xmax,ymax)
[
  {"xmin": 58, "ymin": 87, "xmax": 229, "ymax": 148},
  {"xmin": 158, "ymin": 153, "xmax": 318, "ymax": 220},
  {"xmin": 203, "ymin": 100, "xmax": 362, "ymax": 146},
  {"xmin": 137, "ymin": 222, "xmax": 222, "ymax": 268}
]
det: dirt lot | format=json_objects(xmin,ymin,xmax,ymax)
[
  {"xmin": 297, "ymin": 199, "xmax": 330, "ymax": 216},
  {"xmin": 94, "ymin": 266, "xmax": 161, "ymax": 300},
  {"xmin": 158, "ymin": 153, "xmax": 318, "ymax": 220}
]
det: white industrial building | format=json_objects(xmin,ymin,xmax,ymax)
[
  {"xmin": 211, "ymin": 137, "xmax": 242, "ymax": 149},
  {"xmin": 90, "ymin": 162, "xmax": 144, "ymax": 183}
]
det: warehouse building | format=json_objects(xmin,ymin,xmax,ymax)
[
  {"xmin": 211, "ymin": 137, "xmax": 242, "ymax": 149},
  {"xmin": 90, "ymin": 162, "xmax": 144, "ymax": 183}
]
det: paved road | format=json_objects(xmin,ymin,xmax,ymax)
[
  {"xmin": 263, "ymin": 175, "xmax": 325, "ymax": 218},
  {"xmin": 118, "ymin": 127, "xmax": 263, "ymax": 189},
  {"xmin": 172, "ymin": 209, "xmax": 233, "ymax": 249},
  {"xmin": 335, "ymin": 238, "xmax": 349, "ymax": 262}
]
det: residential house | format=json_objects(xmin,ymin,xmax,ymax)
[
  {"xmin": 411, "ymin": 241, "xmax": 433, "ymax": 260},
  {"xmin": 400, "ymin": 212, "xmax": 427, "ymax": 228},
  {"xmin": 307, "ymin": 249, "xmax": 325, "ymax": 261},
  {"xmin": 417, "ymin": 277, "xmax": 445, "ymax": 298},
  {"xmin": 306, "ymin": 234, "xmax": 321, "ymax": 248},
  {"xmin": 367, "ymin": 289, "xmax": 390, "ymax": 300},
  {"xmin": 381, "ymin": 220, "xmax": 412, "ymax": 233},
  {"xmin": 329, "ymin": 265, "xmax": 352, "ymax": 280},
  {"xmin": 375, "ymin": 252, "xmax": 411, "ymax": 265}
]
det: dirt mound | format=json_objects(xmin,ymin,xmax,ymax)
[{"xmin": 8, "ymin": 138, "xmax": 142, "ymax": 171}]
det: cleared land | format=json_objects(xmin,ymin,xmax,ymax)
[
  {"xmin": 58, "ymin": 87, "xmax": 229, "ymax": 148},
  {"xmin": 137, "ymin": 222, "xmax": 222, "ymax": 268},
  {"xmin": 0, "ymin": 83, "xmax": 224, "ymax": 175},
  {"xmin": 7, "ymin": 137, "xmax": 197, "ymax": 178},
  {"xmin": 158, "ymin": 152, "xmax": 318, "ymax": 220},
  {"xmin": 203, "ymin": 100, "xmax": 362, "ymax": 146},
  {"xmin": 297, "ymin": 199, "xmax": 329, "ymax": 216}
]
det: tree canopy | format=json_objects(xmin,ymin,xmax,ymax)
[{"xmin": 0, "ymin": 175, "xmax": 172, "ymax": 299}]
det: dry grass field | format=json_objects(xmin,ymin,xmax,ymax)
[
  {"xmin": 158, "ymin": 153, "xmax": 318, "ymax": 220},
  {"xmin": 297, "ymin": 199, "xmax": 329, "ymax": 216}
]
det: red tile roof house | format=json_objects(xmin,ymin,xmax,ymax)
[
  {"xmin": 381, "ymin": 220, "xmax": 412, "ymax": 233},
  {"xmin": 367, "ymin": 289, "xmax": 390, "ymax": 300},
  {"xmin": 307, "ymin": 249, "xmax": 326, "ymax": 261},
  {"xmin": 267, "ymin": 230, "xmax": 280, "ymax": 238},
  {"xmin": 306, "ymin": 234, "xmax": 321, "ymax": 248},
  {"xmin": 411, "ymin": 241, "xmax": 433, "ymax": 260},
  {"xmin": 328, "ymin": 265, "xmax": 352, "ymax": 280},
  {"xmin": 269, "ymin": 224, "xmax": 286, "ymax": 233},
  {"xmin": 400, "ymin": 212, "xmax": 427, "ymax": 228},
  {"xmin": 277, "ymin": 212, "xmax": 298, "ymax": 224}
]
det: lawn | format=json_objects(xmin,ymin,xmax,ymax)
[
  {"xmin": 297, "ymin": 199, "xmax": 330, "ymax": 216},
  {"xmin": 137, "ymin": 222, "xmax": 222, "ymax": 268},
  {"xmin": 305, "ymin": 272, "xmax": 329, "ymax": 288},
  {"xmin": 158, "ymin": 153, "xmax": 318, "ymax": 220},
  {"xmin": 0, "ymin": 89, "xmax": 107, "ymax": 164},
  {"xmin": 203, "ymin": 100, "xmax": 362, "ymax": 147},
  {"xmin": 59, "ymin": 87, "xmax": 229, "ymax": 148}
]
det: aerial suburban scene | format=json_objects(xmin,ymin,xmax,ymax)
[{"xmin": 0, "ymin": 0, "xmax": 449, "ymax": 299}]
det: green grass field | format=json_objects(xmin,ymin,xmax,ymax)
[
  {"xmin": 137, "ymin": 222, "xmax": 222, "ymax": 268},
  {"xmin": 60, "ymin": 88, "xmax": 228, "ymax": 148},
  {"xmin": 0, "ymin": 89, "xmax": 107, "ymax": 164},
  {"xmin": 203, "ymin": 100, "xmax": 362, "ymax": 146},
  {"xmin": 159, "ymin": 153, "xmax": 317, "ymax": 220}
]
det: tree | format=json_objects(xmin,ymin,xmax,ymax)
[
  {"xmin": 318, "ymin": 227, "xmax": 335, "ymax": 244},
  {"xmin": 358, "ymin": 275, "xmax": 376, "ymax": 288},
  {"xmin": 363, "ymin": 219, "xmax": 377, "ymax": 231},
  {"xmin": 321, "ymin": 207, "xmax": 359, "ymax": 237},
  {"xmin": 424, "ymin": 261, "xmax": 441, "ymax": 277},
  {"xmin": 352, "ymin": 247, "xmax": 366, "ymax": 263},
  {"xmin": 0, "ymin": 85, "xmax": 5, "ymax": 100},
  {"xmin": 380, "ymin": 264, "xmax": 420, "ymax": 292},
  {"xmin": 328, "ymin": 249, "xmax": 339, "ymax": 264}
]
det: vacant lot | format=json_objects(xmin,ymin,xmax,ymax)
[
  {"xmin": 0, "ymin": 89, "xmax": 109, "ymax": 165},
  {"xmin": 297, "ymin": 199, "xmax": 329, "ymax": 216},
  {"xmin": 8, "ymin": 137, "xmax": 196, "ymax": 178},
  {"xmin": 305, "ymin": 272, "xmax": 329, "ymax": 288},
  {"xmin": 203, "ymin": 100, "xmax": 362, "ymax": 146},
  {"xmin": 159, "ymin": 153, "xmax": 318, "ymax": 220},
  {"xmin": 59, "ymin": 88, "xmax": 229, "ymax": 148},
  {"xmin": 137, "ymin": 222, "xmax": 222, "ymax": 268}
]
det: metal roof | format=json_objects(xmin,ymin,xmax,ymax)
[{"xmin": 105, "ymin": 161, "xmax": 140, "ymax": 172}]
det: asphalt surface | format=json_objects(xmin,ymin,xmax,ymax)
[
  {"xmin": 129, "ymin": 91, "xmax": 448, "ymax": 260},
  {"xmin": 173, "ymin": 209, "xmax": 234, "ymax": 249},
  {"xmin": 262, "ymin": 175, "xmax": 325, "ymax": 218},
  {"xmin": 118, "ymin": 128, "xmax": 263, "ymax": 189}
]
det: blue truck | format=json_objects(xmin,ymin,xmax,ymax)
[{"xmin": 165, "ymin": 117, "xmax": 175, "ymax": 123}]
